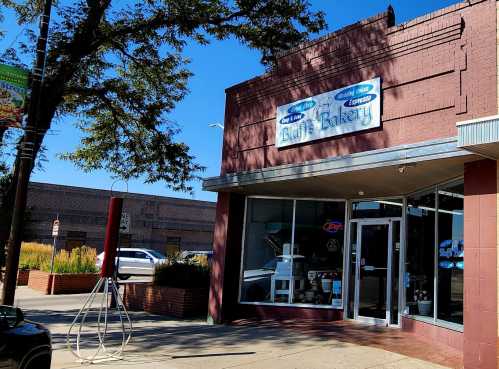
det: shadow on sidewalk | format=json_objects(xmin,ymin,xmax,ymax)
[
  {"xmin": 24, "ymin": 309, "xmax": 462, "ymax": 368},
  {"xmin": 23, "ymin": 308, "xmax": 350, "ymax": 354},
  {"xmin": 232, "ymin": 319, "xmax": 463, "ymax": 369}
]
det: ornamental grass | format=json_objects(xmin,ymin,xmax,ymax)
[
  {"xmin": 19, "ymin": 242, "xmax": 53, "ymax": 270},
  {"xmin": 41, "ymin": 246, "xmax": 98, "ymax": 274}
]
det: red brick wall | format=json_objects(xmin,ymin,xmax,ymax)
[
  {"xmin": 27, "ymin": 270, "xmax": 53, "ymax": 294},
  {"xmin": 207, "ymin": 193, "xmax": 245, "ymax": 323},
  {"xmin": 463, "ymin": 159, "xmax": 498, "ymax": 369},
  {"xmin": 50, "ymin": 273, "xmax": 98, "ymax": 294},
  {"xmin": 27, "ymin": 270, "xmax": 98, "ymax": 295},
  {"xmin": 124, "ymin": 283, "xmax": 147, "ymax": 310},
  {"xmin": 401, "ymin": 317, "xmax": 463, "ymax": 352},
  {"xmin": 221, "ymin": 0, "xmax": 497, "ymax": 174},
  {"xmin": 208, "ymin": 193, "xmax": 230, "ymax": 323},
  {"xmin": 124, "ymin": 283, "xmax": 208, "ymax": 318},
  {"xmin": 237, "ymin": 304, "xmax": 343, "ymax": 321}
]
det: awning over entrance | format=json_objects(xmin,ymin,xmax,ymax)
[
  {"xmin": 457, "ymin": 115, "xmax": 499, "ymax": 158},
  {"xmin": 202, "ymin": 137, "xmax": 478, "ymax": 198}
]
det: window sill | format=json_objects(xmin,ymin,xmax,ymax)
[
  {"xmin": 239, "ymin": 301, "xmax": 343, "ymax": 310},
  {"xmin": 402, "ymin": 314, "xmax": 463, "ymax": 332}
]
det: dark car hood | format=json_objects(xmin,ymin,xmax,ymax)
[
  {"xmin": 0, "ymin": 319, "xmax": 52, "ymax": 369},
  {"xmin": 15, "ymin": 320, "xmax": 50, "ymax": 336},
  {"xmin": 3, "ymin": 319, "xmax": 51, "ymax": 347}
]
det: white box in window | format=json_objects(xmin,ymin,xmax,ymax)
[{"xmin": 275, "ymin": 261, "xmax": 291, "ymax": 276}]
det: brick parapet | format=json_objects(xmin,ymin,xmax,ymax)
[{"xmin": 220, "ymin": 0, "xmax": 497, "ymax": 174}]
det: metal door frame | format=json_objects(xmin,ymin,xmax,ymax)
[{"xmin": 352, "ymin": 218, "xmax": 400, "ymax": 326}]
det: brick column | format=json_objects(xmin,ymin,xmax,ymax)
[
  {"xmin": 207, "ymin": 192, "xmax": 245, "ymax": 324},
  {"xmin": 463, "ymin": 159, "xmax": 498, "ymax": 369}
]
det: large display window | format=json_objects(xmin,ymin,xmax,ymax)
[
  {"xmin": 239, "ymin": 198, "xmax": 293, "ymax": 303},
  {"xmin": 239, "ymin": 197, "xmax": 346, "ymax": 308},
  {"xmin": 404, "ymin": 179, "xmax": 464, "ymax": 328},
  {"xmin": 291, "ymin": 201, "xmax": 345, "ymax": 306},
  {"xmin": 406, "ymin": 191, "xmax": 436, "ymax": 318},
  {"xmin": 437, "ymin": 182, "xmax": 464, "ymax": 325}
]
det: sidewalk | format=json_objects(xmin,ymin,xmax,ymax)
[{"xmin": 13, "ymin": 287, "xmax": 453, "ymax": 369}]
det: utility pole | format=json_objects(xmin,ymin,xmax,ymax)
[{"xmin": 2, "ymin": 0, "xmax": 53, "ymax": 305}]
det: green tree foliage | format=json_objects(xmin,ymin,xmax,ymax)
[{"xmin": 0, "ymin": 0, "xmax": 326, "ymax": 191}]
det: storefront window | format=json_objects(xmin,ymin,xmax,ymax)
[
  {"xmin": 240, "ymin": 198, "xmax": 293, "ymax": 303},
  {"xmin": 405, "ymin": 191, "xmax": 435, "ymax": 318},
  {"xmin": 240, "ymin": 198, "xmax": 345, "ymax": 307},
  {"xmin": 291, "ymin": 201, "xmax": 345, "ymax": 306},
  {"xmin": 404, "ymin": 179, "xmax": 464, "ymax": 326},
  {"xmin": 239, "ymin": 182, "xmax": 465, "ymax": 324},
  {"xmin": 437, "ymin": 182, "xmax": 464, "ymax": 325}
]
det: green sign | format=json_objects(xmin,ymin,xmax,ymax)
[{"xmin": 0, "ymin": 64, "xmax": 29, "ymax": 128}]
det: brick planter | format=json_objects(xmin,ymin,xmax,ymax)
[
  {"xmin": 28, "ymin": 270, "xmax": 98, "ymax": 295},
  {"xmin": 27, "ymin": 270, "xmax": 52, "ymax": 294},
  {"xmin": 17, "ymin": 270, "xmax": 30, "ymax": 286},
  {"xmin": 124, "ymin": 283, "xmax": 208, "ymax": 318},
  {"xmin": 51, "ymin": 273, "xmax": 99, "ymax": 294}
]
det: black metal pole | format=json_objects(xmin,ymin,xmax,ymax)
[{"xmin": 1, "ymin": 0, "xmax": 53, "ymax": 305}]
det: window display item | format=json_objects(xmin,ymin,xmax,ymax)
[{"xmin": 321, "ymin": 278, "xmax": 333, "ymax": 292}]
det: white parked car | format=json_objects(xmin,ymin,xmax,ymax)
[{"xmin": 96, "ymin": 248, "xmax": 167, "ymax": 279}]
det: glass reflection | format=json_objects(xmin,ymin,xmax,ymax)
[
  {"xmin": 437, "ymin": 182, "xmax": 464, "ymax": 324},
  {"xmin": 405, "ymin": 191, "xmax": 435, "ymax": 318}
]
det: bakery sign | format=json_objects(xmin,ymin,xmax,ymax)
[{"xmin": 275, "ymin": 77, "xmax": 381, "ymax": 148}]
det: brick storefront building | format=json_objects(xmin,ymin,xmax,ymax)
[
  {"xmin": 203, "ymin": 1, "xmax": 499, "ymax": 368},
  {"xmin": 25, "ymin": 182, "xmax": 215, "ymax": 254}
]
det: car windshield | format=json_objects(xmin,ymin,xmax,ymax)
[{"xmin": 146, "ymin": 249, "xmax": 166, "ymax": 259}]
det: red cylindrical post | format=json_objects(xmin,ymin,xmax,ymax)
[{"xmin": 101, "ymin": 197, "xmax": 123, "ymax": 278}]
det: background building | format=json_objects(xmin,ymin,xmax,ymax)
[{"xmin": 25, "ymin": 182, "xmax": 215, "ymax": 254}]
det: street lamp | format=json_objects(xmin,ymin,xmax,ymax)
[{"xmin": 209, "ymin": 123, "xmax": 224, "ymax": 130}]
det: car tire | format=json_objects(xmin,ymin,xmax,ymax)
[
  {"xmin": 20, "ymin": 350, "xmax": 51, "ymax": 369},
  {"xmin": 118, "ymin": 274, "xmax": 131, "ymax": 280}
]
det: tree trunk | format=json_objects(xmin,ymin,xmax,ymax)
[
  {"xmin": 1, "ymin": 130, "xmax": 45, "ymax": 287},
  {"xmin": 0, "ymin": 149, "xmax": 21, "ymax": 269}
]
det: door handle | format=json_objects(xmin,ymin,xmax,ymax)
[{"xmin": 362, "ymin": 266, "xmax": 387, "ymax": 271}]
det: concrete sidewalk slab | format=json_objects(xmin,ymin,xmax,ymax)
[{"xmin": 11, "ymin": 287, "xmax": 451, "ymax": 369}]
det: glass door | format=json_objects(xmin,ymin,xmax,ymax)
[{"xmin": 354, "ymin": 221, "xmax": 391, "ymax": 325}]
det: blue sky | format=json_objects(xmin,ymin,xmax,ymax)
[{"xmin": 3, "ymin": 0, "xmax": 461, "ymax": 202}]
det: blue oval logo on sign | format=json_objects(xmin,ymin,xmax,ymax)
[
  {"xmin": 288, "ymin": 100, "xmax": 316, "ymax": 114},
  {"xmin": 344, "ymin": 94, "xmax": 377, "ymax": 107},
  {"xmin": 335, "ymin": 84, "xmax": 374, "ymax": 101},
  {"xmin": 280, "ymin": 113, "xmax": 304, "ymax": 125}
]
